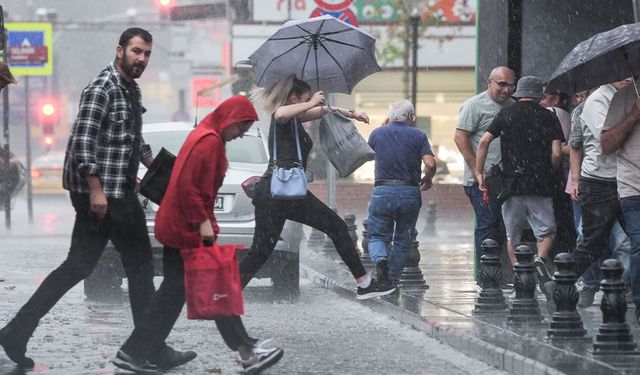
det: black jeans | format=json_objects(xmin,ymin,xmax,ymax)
[
  {"xmin": 574, "ymin": 177, "xmax": 625, "ymax": 277},
  {"xmin": 11, "ymin": 189, "xmax": 155, "ymax": 335},
  {"xmin": 240, "ymin": 189, "xmax": 367, "ymax": 288},
  {"xmin": 121, "ymin": 246, "xmax": 254, "ymax": 358}
]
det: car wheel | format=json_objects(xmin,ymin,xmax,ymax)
[{"xmin": 271, "ymin": 245, "xmax": 300, "ymax": 301}]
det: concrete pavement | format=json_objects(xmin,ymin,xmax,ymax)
[{"xmin": 299, "ymin": 221, "xmax": 640, "ymax": 375}]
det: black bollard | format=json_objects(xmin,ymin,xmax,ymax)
[
  {"xmin": 546, "ymin": 253, "xmax": 589, "ymax": 340},
  {"xmin": 344, "ymin": 213, "xmax": 360, "ymax": 256},
  {"xmin": 593, "ymin": 259, "xmax": 639, "ymax": 354},
  {"xmin": 398, "ymin": 228, "xmax": 429, "ymax": 290},
  {"xmin": 473, "ymin": 239, "xmax": 507, "ymax": 314},
  {"xmin": 360, "ymin": 218, "xmax": 374, "ymax": 269},
  {"xmin": 508, "ymin": 245, "xmax": 543, "ymax": 323},
  {"xmin": 307, "ymin": 227, "xmax": 325, "ymax": 250},
  {"xmin": 423, "ymin": 200, "xmax": 437, "ymax": 236}
]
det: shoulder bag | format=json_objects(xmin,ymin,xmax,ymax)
[
  {"xmin": 270, "ymin": 119, "xmax": 308, "ymax": 199},
  {"xmin": 139, "ymin": 147, "xmax": 176, "ymax": 204},
  {"xmin": 484, "ymin": 161, "xmax": 515, "ymax": 206}
]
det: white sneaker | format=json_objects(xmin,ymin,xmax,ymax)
[{"xmin": 239, "ymin": 347, "xmax": 284, "ymax": 374}]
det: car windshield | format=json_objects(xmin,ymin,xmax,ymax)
[{"xmin": 144, "ymin": 130, "xmax": 268, "ymax": 164}]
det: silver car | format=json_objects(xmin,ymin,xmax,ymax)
[
  {"xmin": 139, "ymin": 121, "xmax": 270, "ymax": 249},
  {"xmin": 85, "ymin": 120, "xmax": 302, "ymax": 300}
]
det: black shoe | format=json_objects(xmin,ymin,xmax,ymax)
[
  {"xmin": 113, "ymin": 349, "xmax": 159, "ymax": 374},
  {"xmin": 0, "ymin": 322, "xmax": 35, "ymax": 368},
  {"xmin": 533, "ymin": 255, "xmax": 552, "ymax": 285},
  {"xmin": 148, "ymin": 345, "xmax": 197, "ymax": 371},
  {"xmin": 356, "ymin": 278, "xmax": 396, "ymax": 300},
  {"xmin": 376, "ymin": 259, "xmax": 390, "ymax": 282},
  {"xmin": 239, "ymin": 347, "xmax": 284, "ymax": 374},
  {"xmin": 577, "ymin": 286, "xmax": 598, "ymax": 308},
  {"xmin": 541, "ymin": 281, "xmax": 557, "ymax": 315}
]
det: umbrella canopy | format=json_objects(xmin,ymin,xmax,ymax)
[
  {"xmin": 546, "ymin": 22, "xmax": 640, "ymax": 95},
  {"xmin": 248, "ymin": 15, "xmax": 381, "ymax": 94}
]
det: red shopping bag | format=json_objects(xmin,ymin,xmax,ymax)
[{"xmin": 181, "ymin": 242, "xmax": 244, "ymax": 320}]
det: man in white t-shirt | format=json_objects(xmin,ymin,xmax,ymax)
[{"xmin": 601, "ymin": 80, "xmax": 640, "ymax": 324}]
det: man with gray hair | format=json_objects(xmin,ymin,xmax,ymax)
[
  {"xmin": 455, "ymin": 66, "xmax": 516, "ymax": 275},
  {"xmin": 367, "ymin": 100, "xmax": 436, "ymax": 286}
]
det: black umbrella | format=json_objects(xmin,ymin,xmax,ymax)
[
  {"xmin": 248, "ymin": 15, "xmax": 381, "ymax": 94},
  {"xmin": 547, "ymin": 22, "xmax": 640, "ymax": 96}
]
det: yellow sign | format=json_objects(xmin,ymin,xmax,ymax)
[{"xmin": 6, "ymin": 22, "xmax": 53, "ymax": 76}]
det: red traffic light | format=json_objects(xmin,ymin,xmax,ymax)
[
  {"xmin": 157, "ymin": 0, "xmax": 174, "ymax": 9},
  {"xmin": 37, "ymin": 97, "xmax": 59, "ymax": 125}
]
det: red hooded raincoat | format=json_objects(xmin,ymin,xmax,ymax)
[{"xmin": 155, "ymin": 96, "xmax": 259, "ymax": 249}]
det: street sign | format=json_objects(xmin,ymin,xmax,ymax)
[
  {"xmin": 6, "ymin": 23, "xmax": 53, "ymax": 76},
  {"xmin": 170, "ymin": 2, "xmax": 226, "ymax": 21}
]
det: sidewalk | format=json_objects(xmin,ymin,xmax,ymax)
[{"xmin": 299, "ymin": 222, "xmax": 640, "ymax": 375}]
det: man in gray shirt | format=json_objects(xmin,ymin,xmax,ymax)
[
  {"xmin": 454, "ymin": 66, "xmax": 515, "ymax": 272},
  {"xmin": 601, "ymin": 80, "xmax": 640, "ymax": 324}
]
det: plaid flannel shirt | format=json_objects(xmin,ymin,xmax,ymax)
[{"xmin": 63, "ymin": 63, "xmax": 152, "ymax": 198}]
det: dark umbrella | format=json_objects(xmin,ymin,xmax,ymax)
[
  {"xmin": 546, "ymin": 22, "xmax": 640, "ymax": 96},
  {"xmin": 248, "ymin": 15, "xmax": 381, "ymax": 94}
]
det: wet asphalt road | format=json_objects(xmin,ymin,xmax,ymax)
[{"xmin": 0, "ymin": 196, "xmax": 505, "ymax": 374}]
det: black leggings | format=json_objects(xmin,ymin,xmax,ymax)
[
  {"xmin": 121, "ymin": 246, "xmax": 254, "ymax": 358},
  {"xmin": 240, "ymin": 190, "xmax": 367, "ymax": 287}
]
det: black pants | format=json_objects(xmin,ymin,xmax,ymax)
[
  {"xmin": 121, "ymin": 246, "xmax": 254, "ymax": 358},
  {"xmin": 11, "ymin": 189, "xmax": 155, "ymax": 336},
  {"xmin": 240, "ymin": 189, "xmax": 367, "ymax": 288},
  {"xmin": 574, "ymin": 177, "xmax": 625, "ymax": 277}
]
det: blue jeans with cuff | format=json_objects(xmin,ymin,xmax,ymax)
[{"xmin": 367, "ymin": 185, "xmax": 422, "ymax": 282}]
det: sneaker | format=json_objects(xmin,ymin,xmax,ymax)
[
  {"xmin": 376, "ymin": 259, "xmax": 390, "ymax": 282},
  {"xmin": 0, "ymin": 322, "xmax": 35, "ymax": 368},
  {"xmin": 577, "ymin": 286, "xmax": 598, "ymax": 308},
  {"xmin": 541, "ymin": 280, "xmax": 557, "ymax": 315},
  {"xmin": 113, "ymin": 349, "xmax": 159, "ymax": 374},
  {"xmin": 356, "ymin": 278, "xmax": 396, "ymax": 300},
  {"xmin": 148, "ymin": 345, "xmax": 197, "ymax": 371},
  {"xmin": 239, "ymin": 347, "xmax": 284, "ymax": 374},
  {"xmin": 533, "ymin": 255, "xmax": 552, "ymax": 285}
]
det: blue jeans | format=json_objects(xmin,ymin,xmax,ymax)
[
  {"xmin": 620, "ymin": 196, "xmax": 640, "ymax": 304},
  {"xmin": 367, "ymin": 185, "xmax": 421, "ymax": 281},
  {"xmin": 463, "ymin": 184, "xmax": 503, "ymax": 268}
]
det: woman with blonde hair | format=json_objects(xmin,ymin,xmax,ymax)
[{"xmin": 240, "ymin": 74, "xmax": 395, "ymax": 299}]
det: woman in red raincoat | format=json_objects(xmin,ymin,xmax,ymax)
[{"xmin": 115, "ymin": 96, "xmax": 284, "ymax": 374}]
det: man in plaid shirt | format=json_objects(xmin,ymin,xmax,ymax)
[{"xmin": 0, "ymin": 27, "xmax": 196, "ymax": 373}]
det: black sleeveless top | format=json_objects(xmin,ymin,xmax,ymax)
[
  {"xmin": 264, "ymin": 115, "xmax": 313, "ymax": 176},
  {"xmin": 253, "ymin": 116, "xmax": 313, "ymax": 203}
]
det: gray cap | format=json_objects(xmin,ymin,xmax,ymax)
[{"xmin": 512, "ymin": 76, "xmax": 543, "ymax": 99}]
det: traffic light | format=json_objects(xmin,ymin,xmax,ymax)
[
  {"xmin": 157, "ymin": 0, "xmax": 174, "ymax": 17},
  {"xmin": 38, "ymin": 97, "xmax": 58, "ymax": 151}
]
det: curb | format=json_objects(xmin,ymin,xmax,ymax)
[{"xmin": 300, "ymin": 263, "xmax": 565, "ymax": 375}]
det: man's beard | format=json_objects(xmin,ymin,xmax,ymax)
[{"xmin": 120, "ymin": 56, "xmax": 145, "ymax": 79}]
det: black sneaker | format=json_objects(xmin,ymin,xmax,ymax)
[
  {"xmin": 148, "ymin": 345, "xmax": 197, "ymax": 371},
  {"xmin": 533, "ymin": 255, "xmax": 552, "ymax": 285},
  {"xmin": 356, "ymin": 278, "xmax": 396, "ymax": 300},
  {"xmin": 239, "ymin": 347, "xmax": 284, "ymax": 374},
  {"xmin": 541, "ymin": 280, "xmax": 557, "ymax": 315},
  {"xmin": 113, "ymin": 349, "xmax": 159, "ymax": 374},
  {"xmin": 577, "ymin": 286, "xmax": 598, "ymax": 308},
  {"xmin": 0, "ymin": 322, "xmax": 35, "ymax": 368}
]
